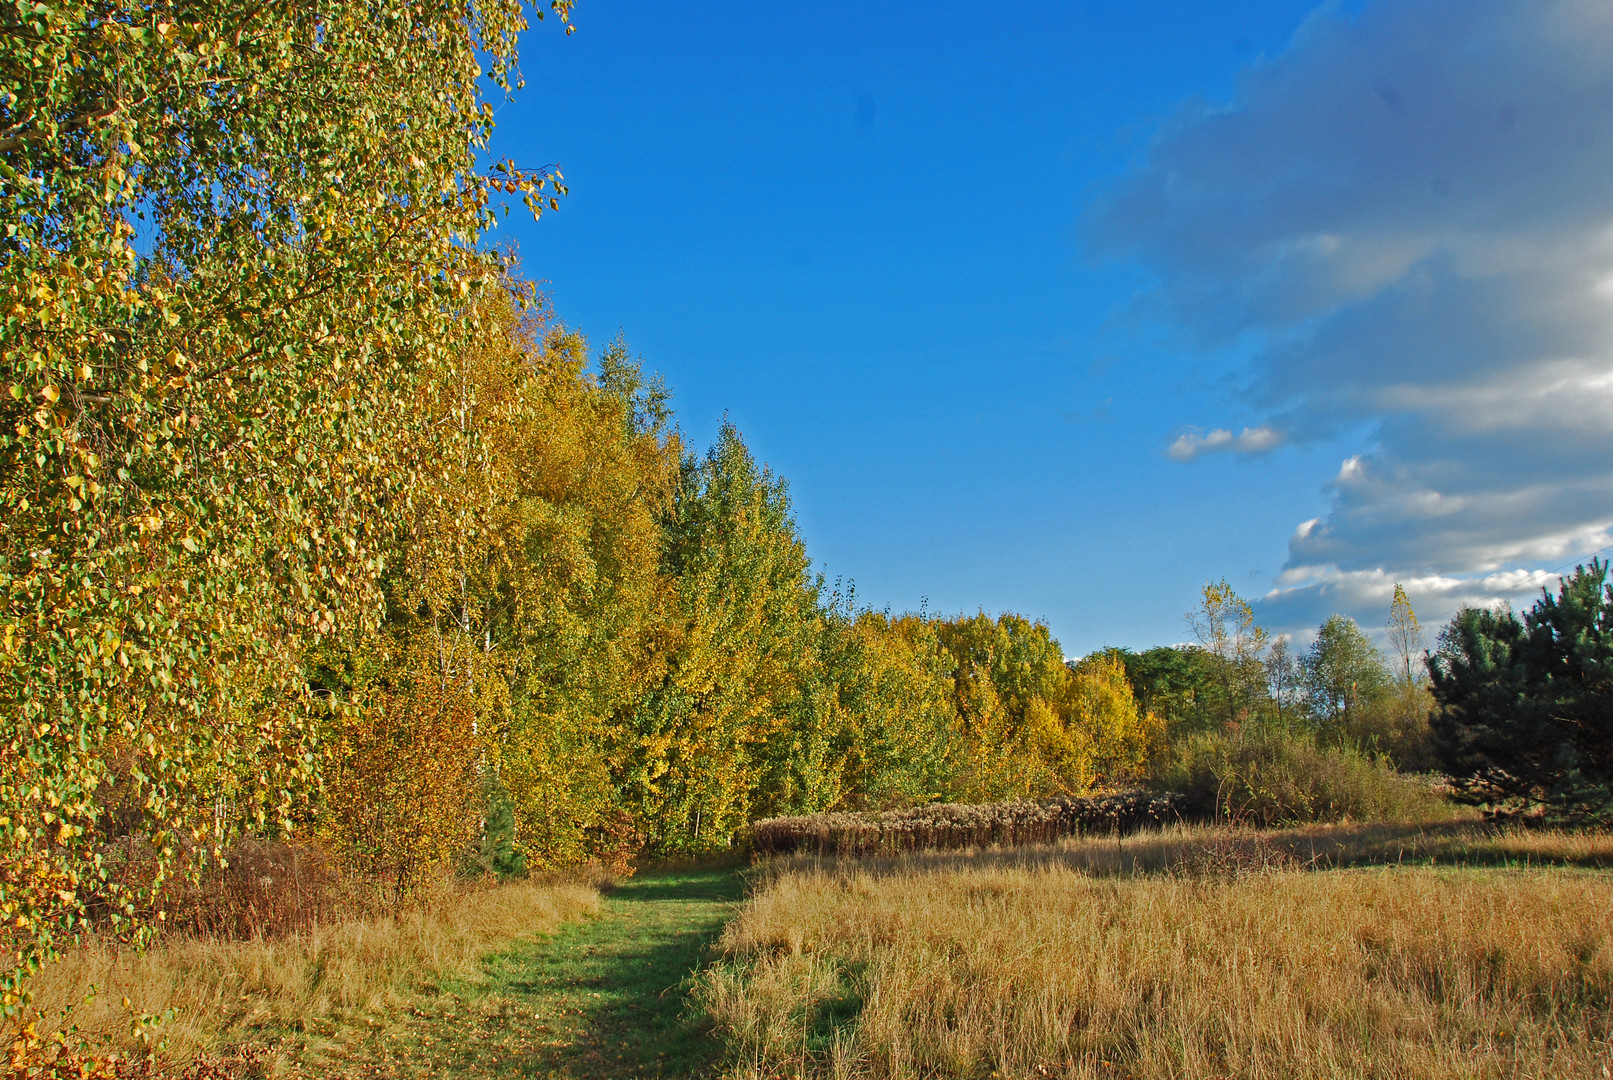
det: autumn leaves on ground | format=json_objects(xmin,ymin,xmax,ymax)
[{"xmin": 6, "ymin": 3, "xmax": 1613, "ymax": 1079}]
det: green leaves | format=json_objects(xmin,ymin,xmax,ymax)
[
  {"xmin": 1431, "ymin": 560, "xmax": 1613, "ymax": 820},
  {"xmin": 0, "ymin": 0, "xmax": 557, "ymax": 1014}
]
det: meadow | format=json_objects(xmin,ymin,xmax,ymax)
[
  {"xmin": 15, "ymin": 820, "xmax": 1613, "ymax": 1079},
  {"xmin": 700, "ymin": 823, "xmax": 1613, "ymax": 1080}
]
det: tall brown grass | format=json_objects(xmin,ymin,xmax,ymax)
[
  {"xmin": 164, "ymin": 840, "xmax": 342, "ymax": 940},
  {"xmin": 17, "ymin": 877, "xmax": 599, "ymax": 1068},
  {"xmin": 761, "ymin": 819, "xmax": 1613, "ymax": 880},
  {"xmin": 700, "ymin": 827, "xmax": 1613, "ymax": 1079}
]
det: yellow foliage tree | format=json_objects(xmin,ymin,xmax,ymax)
[
  {"xmin": 320, "ymin": 634, "xmax": 483, "ymax": 902},
  {"xmin": 620, "ymin": 424, "xmax": 822, "ymax": 853},
  {"xmin": 2, "ymin": 0, "xmax": 572, "ymax": 1012},
  {"xmin": 934, "ymin": 612, "xmax": 1076, "ymax": 799},
  {"xmin": 830, "ymin": 613, "xmax": 963, "ymax": 809},
  {"xmin": 1061, "ymin": 652, "xmax": 1163, "ymax": 788},
  {"xmin": 336, "ymin": 294, "xmax": 681, "ymax": 873},
  {"xmin": 756, "ymin": 610, "xmax": 963, "ymax": 816}
]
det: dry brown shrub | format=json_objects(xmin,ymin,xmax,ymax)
[
  {"xmin": 702, "ymin": 826, "xmax": 1613, "ymax": 1079},
  {"xmin": 162, "ymin": 841, "xmax": 339, "ymax": 941},
  {"xmin": 321, "ymin": 649, "xmax": 484, "ymax": 904},
  {"xmin": 751, "ymin": 791, "xmax": 1187, "ymax": 857}
]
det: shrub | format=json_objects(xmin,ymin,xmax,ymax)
[
  {"xmin": 164, "ymin": 839, "xmax": 338, "ymax": 940},
  {"xmin": 320, "ymin": 638, "xmax": 483, "ymax": 901},
  {"xmin": 1153, "ymin": 725, "xmax": 1457, "ymax": 826},
  {"xmin": 1333, "ymin": 684, "xmax": 1437, "ymax": 771},
  {"xmin": 751, "ymin": 791, "xmax": 1187, "ymax": 857}
]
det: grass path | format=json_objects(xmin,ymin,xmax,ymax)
[{"xmin": 345, "ymin": 866, "xmax": 745, "ymax": 1079}]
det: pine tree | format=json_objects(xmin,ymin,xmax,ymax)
[{"xmin": 1429, "ymin": 561, "xmax": 1613, "ymax": 819}]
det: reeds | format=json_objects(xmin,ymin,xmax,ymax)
[
  {"xmin": 750, "ymin": 791, "xmax": 1188, "ymax": 857},
  {"xmin": 701, "ymin": 824, "xmax": 1613, "ymax": 1079}
]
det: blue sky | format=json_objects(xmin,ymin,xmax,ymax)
[{"xmin": 490, "ymin": 0, "xmax": 1613, "ymax": 656}]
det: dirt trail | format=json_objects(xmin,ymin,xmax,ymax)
[{"xmin": 352, "ymin": 867, "xmax": 745, "ymax": 1079}]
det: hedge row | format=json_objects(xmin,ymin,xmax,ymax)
[{"xmin": 751, "ymin": 790, "xmax": 1189, "ymax": 857}]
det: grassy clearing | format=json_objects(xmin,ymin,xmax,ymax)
[
  {"xmin": 21, "ymin": 878, "xmax": 600, "ymax": 1071},
  {"xmin": 348, "ymin": 866, "xmax": 746, "ymax": 1079},
  {"xmin": 699, "ymin": 825, "xmax": 1613, "ymax": 1079},
  {"xmin": 21, "ymin": 863, "xmax": 749, "ymax": 1078}
]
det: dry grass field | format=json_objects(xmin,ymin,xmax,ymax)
[
  {"xmin": 700, "ymin": 824, "xmax": 1613, "ymax": 1079},
  {"xmin": 760, "ymin": 819, "xmax": 1612, "ymax": 879},
  {"xmin": 19, "ymin": 878, "xmax": 600, "ymax": 1069}
]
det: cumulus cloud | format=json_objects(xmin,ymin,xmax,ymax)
[
  {"xmin": 1257, "ymin": 564, "xmax": 1578, "ymax": 647},
  {"xmin": 1168, "ymin": 424, "xmax": 1284, "ymax": 460},
  {"xmin": 1087, "ymin": 0, "xmax": 1613, "ymax": 635}
]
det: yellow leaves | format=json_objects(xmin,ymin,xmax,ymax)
[
  {"xmin": 1064, "ymin": 652, "xmax": 1162, "ymax": 787},
  {"xmin": 322, "ymin": 636, "xmax": 485, "ymax": 894}
]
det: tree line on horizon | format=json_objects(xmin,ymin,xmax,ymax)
[
  {"xmin": 1108, "ymin": 583, "xmax": 1436, "ymax": 771},
  {"xmin": 1107, "ymin": 569, "xmax": 1613, "ymax": 825}
]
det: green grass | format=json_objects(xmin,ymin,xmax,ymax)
[{"xmin": 336, "ymin": 866, "xmax": 746, "ymax": 1078}]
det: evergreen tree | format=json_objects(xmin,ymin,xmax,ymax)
[
  {"xmin": 1429, "ymin": 561, "xmax": 1613, "ymax": 819},
  {"xmin": 1112, "ymin": 645, "xmax": 1224, "ymax": 735}
]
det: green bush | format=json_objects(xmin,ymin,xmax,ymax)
[
  {"xmin": 1331, "ymin": 685, "xmax": 1438, "ymax": 772},
  {"xmin": 1153, "ymin": 726, "xmax": 1458, "ymax": 826}
]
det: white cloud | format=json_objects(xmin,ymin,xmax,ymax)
[
  {"xmin": 1087, "ymin": 0, "xmax": 1613, "ymax": 635},
  {"xmin": 1259, "ymin": 560, "xmax": 1602, "ymax": 646},
  {"xmin": 1168, "ymin": 424, "xmax": 1284, "ymax": 461}
]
